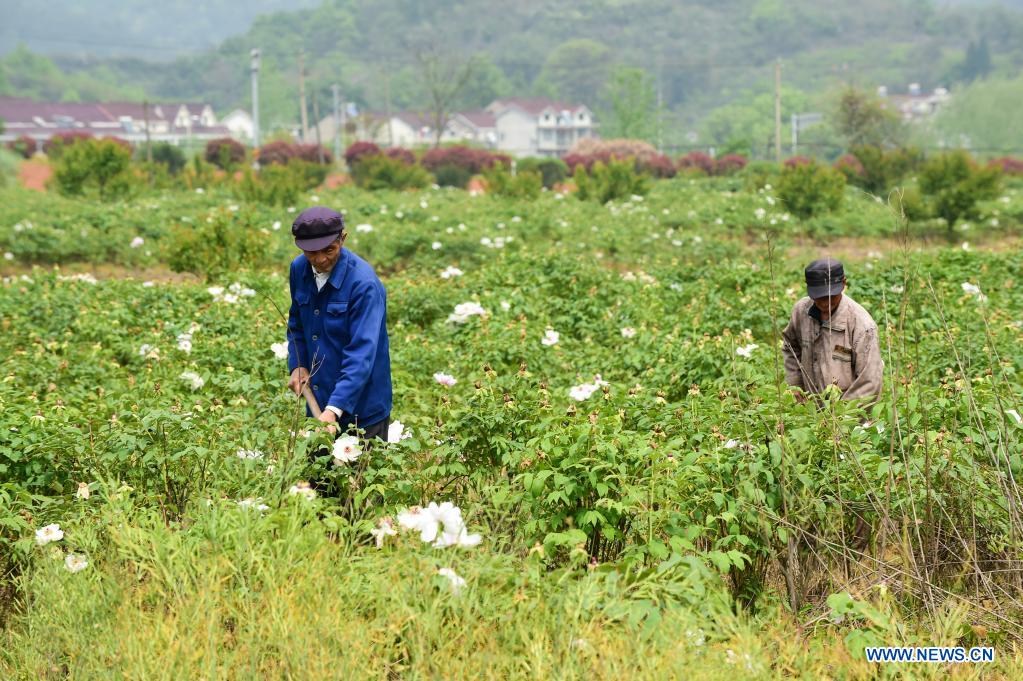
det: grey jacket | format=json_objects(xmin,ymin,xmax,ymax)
[{"xmin": 781, "ymin": 294, "xmax": 883, "ymax": 400}]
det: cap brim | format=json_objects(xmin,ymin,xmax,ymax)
[
  {"xmin": 294, "ymin": 233, "xmax": 339, "ymax": 251},
  {"xmin": 807, "ymin": 282, "xmax": 844, "ymax": 299}
]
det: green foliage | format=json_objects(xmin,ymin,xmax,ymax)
[
  {"xmin": 52, "ymin": 138, "xmax": 133, "ymax": 200},
  {"xmin": 833, "ymin": 87, "xmax": 904, "ymax": 148},
  {"xmin": 148, "ymin": 142, "xmax": 186, "ymax": 175},
  {"xmin": 776, "ymin": 161, "xmax": 846, "ymax": 218},
  {"xmin": 350, "ymin": 154, "xmax": 433, "ymax": 191},
  {"xmin": 0, "ymin": 148, "xmax": 18, "ymax": 187},
  {"xmin": 483, "ymin": 163, "xmax": 542, "ymax": 200},
  {"xmin": 432, "ymin": 164, "xmax": 472, "ymax": 189},
  {"xmin": 167, "ymin": 210, "xmax": 277, "ymax": 278},
  {"xmin": 935, "ymin": 74, "xmax": 1023, "ymax": 153},
  {"xmin": 600, "ymin": 66, "xmax": 658, "ymax": 142},
  {"xmin": 918, "ymin": 150, "xmax": 1002, "ymax": 228},
  {"xmin": 847, "ymin": 145, "xmax": 918, "ymax": 195},
  {"xmin": 574, "ymin": 159, "xmax": 650, "ymax": 204},
  {"xmin": 516, "ymin": 157, "xmax": 568, "ymax": 189}
]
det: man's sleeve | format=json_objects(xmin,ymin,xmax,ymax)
[
  {"xmin": 328, "ymin": 280, "xmax": 385, "ymax": 414},
  {"xmin": 287, "ymin": 266, "xmax": 309, "ymax": 373},
  {"xmin": 781, "ymin": 305, "xmax": 804, "ymax": 389},
  {"xmin": 843, "ymin": 323, "xmax": 883, "ymax": 401}
]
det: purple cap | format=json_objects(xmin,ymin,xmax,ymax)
[{"xmin": 292, "ymin": 206, "xmax": 345, "ymax": 251}]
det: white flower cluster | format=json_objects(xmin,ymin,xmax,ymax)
[
  {"xmin": 396, "ymin": 502, "xmax": 482, "ymax": 549},
  {"xmin": 56, "ymin": 273, "xmax": 99, "ymax": 285},
  {"xmin": 208, "ymin": 282, "xmax": 257, "ymax": 304},
  {"xmin": 440, "ymin": 266, "xmax": 464, "ymax": 279},
  {"xmin": 447, "ymin": 301, "xmax": 487, "ymax": 324},
  {"xmin": 130, "ymin": 236, "xmax": 145, "ymax": 249},
  {"xmin": 35, "ymin": 523, "xmax": 89, "ymax": 573},
  {"xmin": 541, "ymin": 329, "xmax": 560, "ymax": 346},
  {"xmin": 620, "ymin": 327, "xmax": 637, "ymax": 339},
  {"xmin": 387, "ymin": 420, "xmax": 411, "ymax": 443},
  {"xmin": 961, "ymin": 282, "xmax": 988, "ymax": 302},
  {"xmin": 235, "ymin": 448, "xmax": 264, "ymax": 460},
  {"xmin": 736, "ymin": 343, "xmax": 759, "ymax": 358},
  {"xmin": 270, "ymin": 342, "xmax": 289, "ymax": 360},
  {"xmin": 433, "ymin": 372, "xmax": 457, "ymax": 387},
  {"xmin": 480, "ymin": 235, "xmax": 513, "ymax": 248},
  {"xmin": 568, "ymin": 375, "xmax": 609, "ymax": 401},
  {"xmin": 355, "ymin": 223, "xmax": 374, "ymax": 233},
  {"xmin": 289, "ymin": 481, "xmax": 317, "ymax": 500},
  {"xmin": 180, "ymin": 371, "xmax": 205, "ymax": 390}
]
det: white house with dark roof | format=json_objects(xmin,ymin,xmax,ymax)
[
  {"xmin": 0, "ymin": 96, "xmax": 230, "ymax": 146},
  {"xmin": 485, "ymin": 98, "xmax": 596, "ymax": 157}
]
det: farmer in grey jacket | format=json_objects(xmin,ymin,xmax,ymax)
[{"xmin": 781, "ymin": 258, "xmax": 883, "ymax": 402}]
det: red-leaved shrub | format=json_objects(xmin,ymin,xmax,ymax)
[
  {"xmin": 43, "ymin": 130, "xmax": 94, "ymax": 156},
  {"xmin": 385, "ymin": 147, "xmax": 416, "ymax": 165},
  {"xmin": 293, "ymin": 143, "xmax": 332, "ymax": 165},
  {"xmin": 784, "ymin": 156, "xmax": 814, "ymax": 168},
  {"xmin": 677, "ymin": 151, "xmax": 715, "ymax": 175},
  {"xmin": 715, "ymin": 154, "xmax": 748, "ymax": 175},
  {"xmin": 344, "ymin": 141, "xmax": 381, "ymax": 167},
  {"xmin": 988, "ymin": 157, "xmax": 1023, "ymax": 176},
  {"xmin": 205, "ymin": 137, "xmax": 246, "ymax": 168},
  {"xmin": 640, "ymin": 153, "xmax": 676, "ymax": 178},
  {"xmin": 421, "ymin": 146, "xmax": 503, "ymax": 174},
  {"xmin": 7, "ymin": 135, "xmax": 37, "ymax": 158},
  {"xmin": 834, "ymin": 154, "xmax": 866, "ymax": 179}
]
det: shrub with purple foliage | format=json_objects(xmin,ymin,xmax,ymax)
[
  {"xmin": 385, "ymin": 147, "xmax": 416, "ymax": 165},
  {"xmin": 293, "ymin": 144, "xmax": 333, "ymax": 165},
  {"xmin": 714, "ymin": 154, "xmax": 748, "ymax": 176},
  {"xmin": 639, "ymin": 153, "xmax": 676, "ymax": 178},
  {"xmin": 7, "ymin": 135, "xmax": 37, "ymax": 159},
  {"xmin": 421, "ymin": 146, "xmax": 501, "ymax": 174},
  {"xmin": 676, "ymin": 151, "xmax": 715, "ymax": 175},
  {"xmin": 205, "ymin": 137, "xmax": 246, "ymax": 169},
  {"xmin": 344, "ymin": 141, "xmax": 381, "ymax": 167},
  {"xmin": 784, "ymin": 156, "xmax": 814, "ymax": 168},
  {"xmin": 834, "ymin": 154, "xmax": 866, "ymax": 180},
  {"xmin": 988, "ymin": 157, "xmax": 1023, "ymax": 176}
]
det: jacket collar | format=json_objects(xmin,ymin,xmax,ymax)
[{"xmin": 305, "ymin": 250, "xmax": 352, "ymax": 292}]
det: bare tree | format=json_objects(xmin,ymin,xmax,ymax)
[{"xmin": 413, "ymin": 43, "xmax": 477, "ymax": 148}]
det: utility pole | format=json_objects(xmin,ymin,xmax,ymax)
[
  {"xmin": 791, "ymin": 113, "xmax": 798, "ymax": 156},
  {"xmin": 250, "ymin": 48, "xmax": 261, "ymax": 164},
  {"xmin": 312, "ymin": 91, "xmax": 325, "ymax": 164},
  {"xmin": 142, "ymin": 99, "xmax": 152, "ymax": 163},
  {"xmin": 331, "ymin": 83, "xmax": 341, "ymax": 164},
  {"xmin": 298, "ymin": 52, "xmax": 309, "ymax": 142},
  {"xmin": 774, "ymin": 58, "xmax": 782, "ymax": 162}
]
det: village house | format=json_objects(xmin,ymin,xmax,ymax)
[
  {"xmin": 0, "ymin": 96, "xmax": 231, "ymax": 147},
  {"xmin": 311, "ymin": 97, "xmax": 595, "ymax": 158},
  {"xmin": 877, "ymin": 84, "xmax": 951, "ymax": 122}
]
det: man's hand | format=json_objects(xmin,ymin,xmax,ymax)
[
  {"xmin": 317, "ymin": 408, "xmax": 337, "ymax": 435},
  {"xmin": 288, "ymin": 367, "xmax": 310, "ymax": 396}
]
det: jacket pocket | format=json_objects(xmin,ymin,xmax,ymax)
[{"xmin": 324, "ymin": 301, "xmax": 350, "ymax": 342}]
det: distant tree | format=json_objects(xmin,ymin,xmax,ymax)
[
  {"xmin": 935, "ymin": 74, "xmax": 1023, "ymax": 152},
  {"xmin": 534, "ymin": 39, "xmax": 612, "ymax": 105},
  {"xmin": 600, "ymin": 66, "xmax": 658, "ymax": 142},
  {"xmin": 412, "ymin": 42, "xmax": 477, "ymax": 147},
  {"xmin": 833, "ymin": 87, "xmax": 904, "ymax": 148},
  {"xmin": 956, "ymin": 38, "xmax": 992, "ymax": 84},
  {"xmin": 701, "ymin": 87, "xmax": 811, "ymax": 157}
]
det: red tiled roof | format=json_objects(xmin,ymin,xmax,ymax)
[{"xmin": 488, "ymin": 97, "xmax": 588, "ymax": 116}]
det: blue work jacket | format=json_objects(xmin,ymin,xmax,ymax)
[{"xmin": 286, "ymin": 249, "xmax": 392, "ymax": 428}]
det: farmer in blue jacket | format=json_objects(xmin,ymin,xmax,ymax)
[{"xmin": 285, "ymin": 206, "xmax": 392, "ymax": 441}]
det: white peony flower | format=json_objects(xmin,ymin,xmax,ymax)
[
  {"xmin": 332, "ymin": 435, "xmax": 362, "ymax": 465},
  {"xmin": 500, "ymin": 300, "xmax": 511, "ymax": 311},
  {"xmin": 754, "ymin": 207, "xmax": 767, "ymax": 220},
  {"xmin": 76, "ymin": 482, "xmax": 90, "ymax": 500},
  {"xmin": 288, "ymin": 481, "xmax": 317, "ymax": 500},
  {"xmin": 272, "ymin": 221, "xmax": 282, "ymax": 231},
  {"xmin": 736, "ymin": 343, "xmax": 759, "ymax": 358},
  {"xmin": 235, "ymin": 449, "xmax": 264, "ymax": 460},
  {"xmin": 387, "ymin": 420, "xmax": 411, "ymax": 443},
  {"xmin": 237, "ymin": 498, "xmax": 269, "ymax": 512},
  {"xmin": 64, "ymin": 554, "xmax": 89, "ymax": 573},
  {"xmin": 724, "ymin": 439, "xmax": 740, "ymax": 449},
  {"xmin": 130, "ymin": 237, "xmax": 145, "ymax": 249},
  {"xmin": 433, "ymin": 372, "xmax": 457, "ymax": 387},
  {"xmin": 397, "ymin": 502, "xmax": 481, "ymax": 549},
  {"xmin": 370, "ymin": 517, "xmax": 397, "ymax": 548},
  {"xmin": 432, "ymin": 241, "xmax": 443, "ymax": 250},
  {"xmin": 961, "ymin": 282, "xmax": 981, "ymax": 295},
  {"xmin": 446, "ymin": 301, "xmax": 487, "ymax": 324},
  {"xmin": 1007, "ymin": 410, "xmax": 1022, "ymax": 425},
  {"xmin": 620, "ymin": 327, "xmax": 637, "ymax": 338},
  {"xmin": 569, "ymin": 383, "xmax": 599, "ymax": 401},
  {"xmin": 437, "ymin": 567, "xmax": 467, "ymax": 594},
  {"xmin": 180, "ymin": 371, "xmax": 205, "ymax": 390},
  {"xmin": 271, "ymin": 342, "xmax": 289, "ymax": 360},
  {"xmin": 440, "ymin": 266, "xmax": 463, "ymax": 279},
  {"xmin": 4, "ymin": 252, "xmax": 14, "ymax": 261},
  {"xmin": 195, "ymin": 187, "xmax": 205, "ymax": 194},
  {"xmin": 355, "ymin": 223, "xmax": 374, "ymax": 233},
  {"xmin": 177, "ymin": 333, "xmax": 192, "ymax": 354},
  {"xmin": 35, "ymin": 524, "xmax": 64, "ymax": 546},
  {"xmin": 541, "ymin": 329, "xmax": 560, "ymax": 346}
]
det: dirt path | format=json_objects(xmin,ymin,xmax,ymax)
[{"xmin": 17, "ymin": 160, "xmax": 52, "ymax": 192}]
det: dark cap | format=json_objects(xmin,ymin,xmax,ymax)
[
  {"xmin": 292, "ymin": 206, "xmax": 345, "ymax": 251},
  {"xmin": 805, "ymin": 258, "xmax": 845, "ymax": 299}
]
